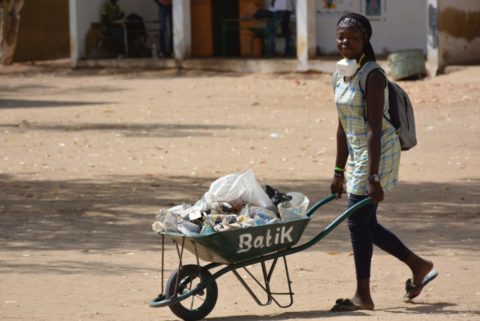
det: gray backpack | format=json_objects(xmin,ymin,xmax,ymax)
[{"xmin": 332, "ymin": 62, "xmax": 417, "ymax": 151}]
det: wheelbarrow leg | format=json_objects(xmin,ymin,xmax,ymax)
[{"xmin": 232, "ymin": 256, "xmax": 294, "ymax": 308}]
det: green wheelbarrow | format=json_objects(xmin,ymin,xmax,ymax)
[{"xmin": 149, "ymin": 194, "xmax": 372, "ymax": 321}]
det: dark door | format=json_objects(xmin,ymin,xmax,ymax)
[{"xmin": 212, "ymin": 0, "xmax": 239, "ymax": 57}]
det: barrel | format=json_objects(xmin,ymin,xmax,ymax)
[{"xmin": 388, "ymin": 49, "xmax": 427, "ymax": 81}]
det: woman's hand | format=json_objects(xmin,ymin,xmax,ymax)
[
  {"xmin": 330, "ymin": 175, "xmax": 345, "ymax": 199},
  {"xmin": 367, "ymin": 181, "xmax": 384, "ymax": 204}
]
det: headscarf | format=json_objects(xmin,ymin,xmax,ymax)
[{"xmin": 337, "ymin": 13, "xmax": 376, "ymax": 62}]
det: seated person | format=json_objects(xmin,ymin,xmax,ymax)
[
  {"xmin": 101, "ymin": 0, "xmax": 125, "ymax": 55},
  {"xmin": 267, "ymin": 0, "xmax": 295, "ymax": 57}
]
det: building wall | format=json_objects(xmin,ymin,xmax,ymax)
[
  {"xmin": 72, "ymin": 0, "xmax": 161, "ymax": 59},
  {"xmin": 438, "ymin": 0, "xmax": 480, "ymax": 64},
  {"xmin": 316, "ymin": 0, "xmax": 428, "ymax": 56},
  {"xmin": 14, "ymin": 0, "xmax": 70, "ymax": 62}
]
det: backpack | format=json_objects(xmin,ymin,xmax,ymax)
[{"xmin": 332, "ymin": 62, "xmax": 417, "ymax": 151}]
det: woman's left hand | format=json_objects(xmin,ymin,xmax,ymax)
[{"xmin": 367, "ymin": 181, "xmax": 384, "ymax": 204}]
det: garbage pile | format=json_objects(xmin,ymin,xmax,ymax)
[{"xmin": 152, "ymin": 170, "xmax": 309, "ymax": 236}]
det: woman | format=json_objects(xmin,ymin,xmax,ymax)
[{"xmin": 330, "ymin": 13, "xmax": 437, "ymax": 312}]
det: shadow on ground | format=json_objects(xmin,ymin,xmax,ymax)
[
  {"xmin": 0, "ymin": 121, "xmax": 238, "ymax": 138},
  {"xmin": 0, "ymin": 174, "xmax": 478, "ymax": 254},
  {"xmin": 0, "ymin": 98, "xmax": 108, "ymax": 109},
  {"xmin": 205, "ymin": 302, "xmax": 480, "ymax": 320}
]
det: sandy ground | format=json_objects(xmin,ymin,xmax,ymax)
[{"xmin": 0, "ymin": 62, "xmax": 479, "ymax": 321}]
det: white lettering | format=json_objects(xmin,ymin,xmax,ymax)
[
  {"xmin": 254, "ymin": 236, "xmax": 265, "ymax": 248},
  {"xmin": 237, "ymin": 225, "xmax": 296, "ymax": 254},
  {"xmin": 281, "ymin": 226, "xmax": 293, "ymax": 243},
  {"xmin": 265, "ymin": 229, "xmax": 273, "ymax": 247},
  {"xmin": 275, "ymin": 227, "xmax": 280, "ymax": 244},
  {"xmin": 237, "ymin": 233, "xmax": 252, "ymax": 253}
]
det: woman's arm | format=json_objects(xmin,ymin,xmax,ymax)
[
  {"xmin": 331, "ymin": 119, "xmax": 349, "ymax": 198},
  {"xmin": 365, "ymin": 70, "xmax": 386, "ymax": 203},
  {"xmin": 335, "ymin": 119, "xmax": 349, "ymax": 170}
]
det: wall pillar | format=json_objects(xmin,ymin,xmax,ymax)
[
  {"xmin": 426, "ymin": 0, "xmax": 442, "ymax": 76},
  {"xmin": 296, "ymin": 0, "xmax": 316, "ymax": 71},
  {"xmin": 173, "ymin": 0, "xmax": 191, "ymax": 61},
  {"xmin": 69, "ymin": 0, "xmax": 79, "ymax": 68}
]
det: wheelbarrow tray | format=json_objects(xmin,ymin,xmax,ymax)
[{"xmin": 160, "ymin": 217, "xmax": 311, "ymax": 264}]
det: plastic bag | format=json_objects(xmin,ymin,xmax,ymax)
[
  {"xmin": 152, "ymin": 209, "xmax": 182, "ymax": 233},
  {"xmin": 278, "ymin": 192, "xmax": 310, "ymax": 221},
  {"xmin": 152, "ymin": 210, "xmax": 167, "ymax": 233},
  {"xmin": 202, "ymin": 169, "xmax": 274, "ymax": 210}
]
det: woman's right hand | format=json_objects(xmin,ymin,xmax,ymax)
[{"xmin": 330, "ymin": 176, "xmax": 345, "ymax": 199}]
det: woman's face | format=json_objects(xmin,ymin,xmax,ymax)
[{"xmin": 336, "ymin": 26, "xmax": 365, "ymax": 60}]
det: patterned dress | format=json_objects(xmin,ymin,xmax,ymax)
[{"xmin": 334, "ymin": 66, "xmax": 400, "ymax": 195}]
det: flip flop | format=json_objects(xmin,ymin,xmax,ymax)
[
  {"xmin": 403, "ymin": 269, "xmax": 438, "ymax": 301},
  {"xmin": 330, "ymin": 298, "xmax": 374, "ymax": 312}
]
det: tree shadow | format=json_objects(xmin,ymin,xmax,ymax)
[
  {"xmin": 0, "ymin": 98, "xmax": 108, "ymax": 109},
  {"xmin": 0, "ymin": 174, "xmax": 478, "ymax": 255},
  {"xmin": 0, "ymin": 62, "xmax": 254, "ymax": 79},
  {"xmin": 0, "ymin": 121, "xmax": 238, "ymax": 138},
  {"xmin": 0, "ymin": 84, "xmax": 53, "ymax": 93},
  {"xmin": 0, "ymin": 258, "xmax": 164, "ymax": 275}
]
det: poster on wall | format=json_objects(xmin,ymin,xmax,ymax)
[
  {"xmin": 323, "ymin": 0, "xmax": 337, "ymax": 10},
  {"xmin": 363, "ymin": 0, "xmax": 386, "ymax": 20},
  {"xmin": 318, "ymin": 0, "xmax": 358, "ymax": 16}
]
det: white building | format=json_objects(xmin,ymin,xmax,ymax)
[{"xmin": 69, "ymin": 0, "xmax": 480, "ymax": 75}]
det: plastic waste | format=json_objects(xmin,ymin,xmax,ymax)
[
  {"xmin": 265, "ymin": 185, "xmax": 292, "ymax": 207},
  {"xmin": 164, "ymin": 210, "xmax": 182, "ymax": 232},
  {"xmin": 152, "ymin": 171, "xmax": 310, "ymax": 237},
  {"xmin": 240, "ymin": 204, "xmax": 277, "ymax": 224},
  {"xmin": 202, "ymin": 169, "xmax": 274, "ymax": 210},
  {"xmin": 200, "ymin": 224, "xmax": 215, "ymax": 235},
  {"xmin": 177, "ymin": 221, "xmax": 201, "ymax": 236},
  {"xmin": 278, "ymin": 192, "xmax": 310, "ymax": 221},
  {"xmin": 168, "ymin": 204, "xmax": 191, "ymax": 220},
  {"xmin": 152, "ymin": 210, "xmax": 167, "ymax": 233}
]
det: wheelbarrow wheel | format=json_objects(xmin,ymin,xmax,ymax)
[{"xmin": 166, "ymin": 264, "xmax": 218, "ymax": 321}]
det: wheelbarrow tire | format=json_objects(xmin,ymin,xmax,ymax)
[{"xmin": 166, "ymin": 264, "xmax": 218, "ymax": 321}]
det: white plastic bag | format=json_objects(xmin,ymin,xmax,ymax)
[{"xmin": 202, "ymin": 169, "xmax": 274, "ymax": 210}]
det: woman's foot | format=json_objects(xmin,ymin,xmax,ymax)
[
  {"xmin": 331, "ymin": 295, "xmax": 374, "ymax": 312},
  {"xmin": 404, "ymin": 255, "xmax": 438, "ymax": 300},
  {"xmin": 331, "ymin": 278, "xmax": 374, "ymax": 312}
]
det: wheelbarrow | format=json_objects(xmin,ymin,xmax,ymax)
[{"xmin": 149, "ymin": 194, "xmax": 371, "ymax": 321}]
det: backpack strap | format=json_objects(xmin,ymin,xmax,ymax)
[
  {"xmin": 358, "ymin": 62, "xmax": 393, "ymax": 126},
  {"xmin": 358, "ymin": 61, "xmax": 385, "ymax": 97}
]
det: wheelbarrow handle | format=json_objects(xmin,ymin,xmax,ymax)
[{"xmin": 306, "ymin": 194, "xmax": 336, "ymax": 217}]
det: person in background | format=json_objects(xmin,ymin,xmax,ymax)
[
  {"xmin": 329, "ymin": 12, "xmax": 438, "ymax": 312},
  {"xmin": 101, "ymin": 0, "xmax": 125, "ymax": 55},
  {"xmin": 267, "ymin": 0, "xmax": 295, "ymax": 57},
  {"xmin": 153, "ymin": 0, "xmax": 172, "ymax": 57}
]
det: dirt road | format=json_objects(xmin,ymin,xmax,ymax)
[{"xmin": 0, "ymin": 63, "xmax": 479, "ymax": 321}]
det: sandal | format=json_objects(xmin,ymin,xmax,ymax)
[
  {"xmin": 404, "ymin": 269, "xmax": 438, "ymax": 301},
  {"xmin": 330, "ymin": 298, "xmax": 374, "ymax": 312}
]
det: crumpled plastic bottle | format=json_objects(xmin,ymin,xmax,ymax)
[{"xmin": 177, "ymin": 221, "xmax": 201, "ymax": 236}]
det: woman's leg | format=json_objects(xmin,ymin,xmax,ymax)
[
  {"xmin": 370, "ymin": 211, "xmax": 411, "ymax": 261},
  {"xmin": 344, "ymin": 194, "xmax": 376, "ymax": 309},
  {"xmin": 369, "ymin": 202, "xmax": 435, "ymax": 298}
]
